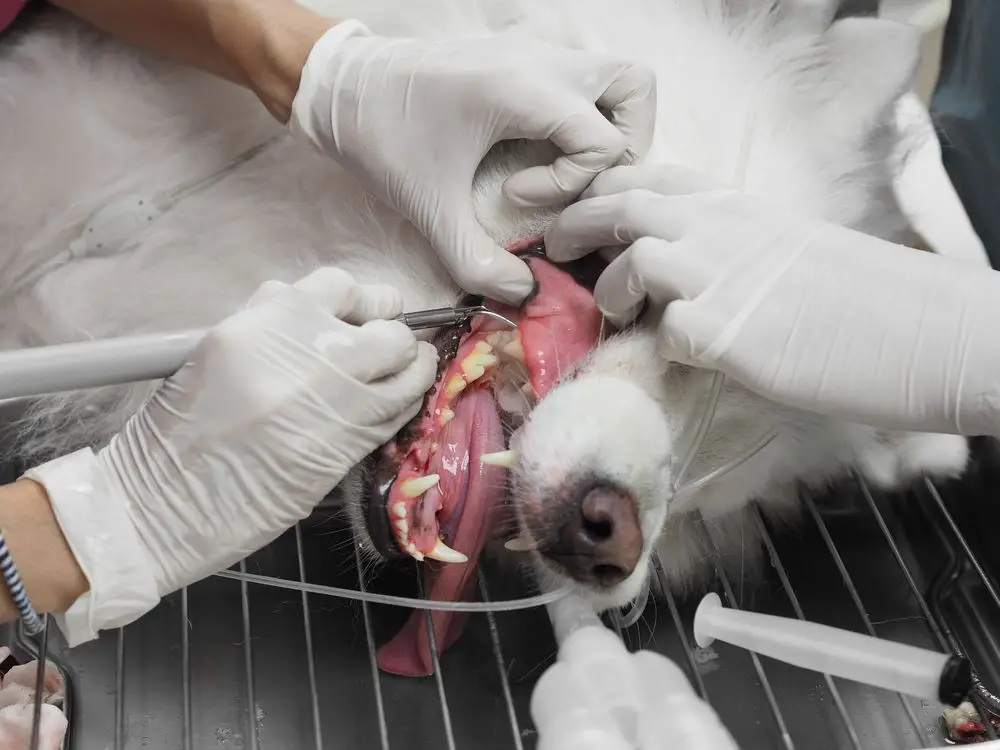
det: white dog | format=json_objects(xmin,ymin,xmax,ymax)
[{"xmin": 0, "ymin": 0, "xmax": 978, "ymax": 674}]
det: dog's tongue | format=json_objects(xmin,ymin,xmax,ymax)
[
  {"xmin": 376, "ymin": 389, "xmax": 505, "ymax": 676},
  {"xmin": 376, "ymin": 245, "xmax": 603, "ymax": 677}
]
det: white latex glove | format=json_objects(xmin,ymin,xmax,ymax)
[
  {"xmin": 289, "ymin": 20, "xmax": 656, "ymax": 304},
  {"xmin": 23, "ymin": 268, "xmax": 438, "ymax": 646},
  {"xmin": 544, "ymin": 164, "xmax": 1000, "ymax": 437}
]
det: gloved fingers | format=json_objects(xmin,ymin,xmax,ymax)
[
  {"xmin": 428, "ymin": 206, "xmax": 536, "ymax": 305},
  {"xmin": 656, "ymin": 299, "xmax": 714, "ymax": 368},
  {"xmin": 501, "ymin": 98, "xmax": 630, "ymax": 208},
  {"xmin": 582, "ymin": 163, "xmax": 725, "ymax": 201},
  {"xmin": 292, "ymin": 267, "xmax": 404, "ymax": 323},
  {"xmin": 376, "ymin": 393, "xmax": 430, "ymax": 443},
  {"xmin": 334, "ymin": 319, "xmax": 420, "ymax": 383},
  {"xmin": 366, "ymin": 341, "xmax": 440, "ymax": 415},
  {"xmin": 593, "ymin": 61, "xmax": 658, "ymax": 163},
  {"xmin": 594, "ymin": 236, "xmax": 686, "ymax": 327},
  {"xmin": 545, "ymin": 188, "xmax": 684, "ymax": 262}
]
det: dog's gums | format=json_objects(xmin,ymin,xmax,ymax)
[{"xmin": 373, "ymin": 244, "xmax": 604, "ymax": 676}]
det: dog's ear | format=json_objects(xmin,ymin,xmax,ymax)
[{"xmin": 818, "ymin": 17, "xmax": 921, "ymax": 138}]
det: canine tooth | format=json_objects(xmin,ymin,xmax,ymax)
[
  {"xmin": 501, "ymin": 333, "xmax": 525, "ymax": 362},
  {"xmin": 439, "ymin": 407, "xmax": 455, "ymax": 426},
  {"xmin": 479, "ymin": 450, "xmax": 518, "ymax": 469},
  {"xmin": 504, "ymin": 534, "xmax": 536, "ymax": 552},
  {"xmin": 405, "ymin": 543, "xmax": 425, "ymax": 561},
  {"xmin": 400, "ymin": 474, "xmax": 440, "ymax": 498},
  {"xmin": 425, "ymin": 539, "xmax": 468, "ymax": 564},
  {"xmin": 392, "ymin": 504, "xmax": 407, "ymax": 519},
  {"xmin": 444, "ymin": 374, "xmax": 467, "ymax": 400}
]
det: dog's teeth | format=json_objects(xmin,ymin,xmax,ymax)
[
  {"xmin": 394, "ymin": 519, "xmax": 408, "ymax": 535},
  {"xmin": 425, "ymin": 539, "xmax": 468, "ymax": 563},
  {"xmin": 501, "ymin": 333, "xmax": 525, "ymax": 362},
  {"xmin": 399, "ymin": 474, "xmax": 440, "ymax": 499},
  {"xmin": 429, "ymin": 441, "xmax": 439, "ymax": 455},
  {"xmin": 473, "ymin": 340, "xmax": 494, "ymax": 355},
  {"xmin": 438, "ymin": 406, "xmax": 455, "ymax": 426},
  {"xmin": 444, "ymin": 374, "xmax": 467, "ymax": 400},
  {"xmin": 504, "ymin": 534, "xmax": 535, "ymax": 552},
  {"xmin": 485, "ymin": 332, "xmax": 511, "ymax": 349},
  {"xmin": 460, "ymin": 352, "xmax": 499, "ymax": 383},
  {"xmin": 521, "ymin": 383, "xmax": 535, "ymax": 398},
  {"xmin": 479, "ymin": 450, "xmax": 518, "ymax": 469},
  {"xmin": 392, "ymin": 504, "xmax": 407, "ymax": 519},
  {"xmin": 405, "ymin": 542, "xmax": 425, "ymax": 562}
]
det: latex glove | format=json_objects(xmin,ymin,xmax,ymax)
[
  {"xmin": 289, "ymin": 20, "xmax": 656, "ymax": 305},
  {"xmin": 544, "ymin": 164, "xmax": 1000, "ymax": 436},
  {"xmin": 23, "ymin": 268, "xmax": 438, "ymax": 645}
]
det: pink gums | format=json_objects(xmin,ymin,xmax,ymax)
[{"xmin": 376, "ymin": 238, "xmax": 603, "ymax": 677}]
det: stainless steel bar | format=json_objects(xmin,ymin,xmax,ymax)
[
  {"xmin": 238, "ymin": 559, "xmax": 260, "ymax": 750},
  {"xmin": 801, "ymin": 491, "xmax": 928, "ymax": 745},
  {"xmin": 416, "ymin": 572, "xmax": 457, "ymax": 750},
  {"xmin": 115, "ymin": 627, "xmax": 124, "ymax": 750},
  {"xmin": 751, "ymin": 505, "xmax": 863, "ymax": 750},
  {"xmin": 27, "ymin": 616, "xmax": 48, "ymax": 750},
  {"xmin": 181, "ymin": 587, "xmax": 193, "ymax": 750},
  {"xmin": 924, "ymin": 478, "xmax": 1000, "ymax": 611},
  {"xmin": 698, "ymin": 513, "xmax": 795, "ymax": 750},
  {"xmin": 651, "ymin": 554, "xmax": 710, "ymax": 701},
  {"xmin": 295, "ymin": 525, "xmax": 324, "ymax": 750},
  {"xmin": 478, "ymin": 576, "xmax": 525, "ymax": 750},
  {"xmin": 853, "ymin": 475, "xmax": 947, "ymax": 644},
  {"xmin": 353, "ymin": 545, "xmax": 391, "ymax": 750}
]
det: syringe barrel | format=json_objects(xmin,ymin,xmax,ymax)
[{"xmin": 694, "ymin": 593, "xmax": 960, "ymax": 702}]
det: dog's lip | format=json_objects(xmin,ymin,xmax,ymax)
[{"xmin": 367, "ymin": 473, "xmax": 402, "ymax": 560}]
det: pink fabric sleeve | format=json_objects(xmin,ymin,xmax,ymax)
[{"xmin": 0, "ymin": 0, "xmax": 26, "ymax": 34}]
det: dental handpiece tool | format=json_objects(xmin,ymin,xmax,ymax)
[
  {"xmin": 694, "ymin": 593, "xmax": 972, "ymax": 706},
  {"xmin": 0, "ymin": 306, "xmax": 517, "ymax": 401}
]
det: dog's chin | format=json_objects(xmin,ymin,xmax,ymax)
[{"xmin": 532, "ymin": 554, "xmax": 654, "ymax": 611}]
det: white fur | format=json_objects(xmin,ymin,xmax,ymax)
[{"xmin": 0, "ymin": 0, "xmax": 972, "ymax": 609}]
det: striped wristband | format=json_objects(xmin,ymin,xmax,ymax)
[{"xmin": 0, "ymin": 528, "xmax": 44, "ymax": 635}]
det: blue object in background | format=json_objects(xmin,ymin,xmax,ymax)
[{"xmin": 932, "ymin": 0, "xmax": 1000, "ymax": 269}]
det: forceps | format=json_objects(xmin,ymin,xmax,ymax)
[{"xmin": 0, "ymin": 305, "xmax": 518, "ymax": 401}]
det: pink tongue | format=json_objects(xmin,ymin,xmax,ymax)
[{"xmin": 376, "ymin": 389, "xmax": 505, "ymax": 677}]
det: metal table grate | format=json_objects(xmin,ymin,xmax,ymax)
[{"xmin": 10, "ymin": 438, "xmax": 1000, "ymax": 750}]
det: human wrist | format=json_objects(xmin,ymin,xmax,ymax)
[
  {"xmin": 0, "ymin": 478, "xmax": 88, "ymax": 616},
  {"xmin": 22, "ymin": 449, "xmax": 160, "ymax": 646},
  {"xmin": 211, "ymin": 0, "xmax": 340, "ymax": 122}
]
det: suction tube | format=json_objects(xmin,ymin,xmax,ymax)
[{"xmin": 695, "ymin": 593, "xmax": 972, "ymax": 706}]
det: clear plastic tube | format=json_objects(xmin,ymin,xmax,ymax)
[{"xmin": 212, "ymin": 568, "xmax": 570, "ymax": 612}]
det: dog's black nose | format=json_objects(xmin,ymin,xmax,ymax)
[{"xmin": 545, "ymin": 484, "xmax": 642, "ymax": 588}]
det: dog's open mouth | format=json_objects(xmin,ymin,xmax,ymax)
[{"xmin": 367, "ymin": 238, "xmax": 606, "ymax": 676}]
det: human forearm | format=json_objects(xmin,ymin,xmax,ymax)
[
  {"xmin": 0, "ymin": 480, "xmax": 88, "ymax": 623},
  {"xmin": 51, "ymin": 0, "xmax": 337, "ymax": 121}
]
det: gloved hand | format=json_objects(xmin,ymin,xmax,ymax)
[
  {"xmin": 23, "ymin": 268, "xmax": 438, "ymax": 645},
  {"xmin": 289, "ymin": 20, "xmax": 657, "ymax": 305},
  {"xmin": 544, "ymin": 163, "xmax": 1000, "ymax": 436}
]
